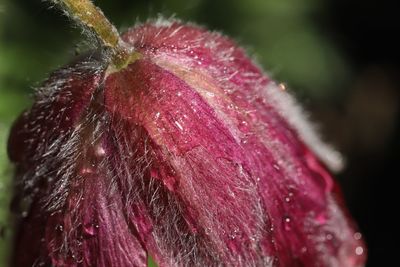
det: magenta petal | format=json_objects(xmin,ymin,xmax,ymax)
[
  {"xmin": 8, "ymin": 20, "xmax": 366, "ymax": 267},
  {"xmin": 9, "ymin": 59, "xmax": 147, "ymax": 267}
]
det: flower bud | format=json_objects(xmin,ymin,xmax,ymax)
[{"xmin": 8, "ymin": 20, "xmax": 366, "ymax": 267}]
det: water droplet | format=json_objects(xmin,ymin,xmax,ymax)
[
  {"xmin": 354, "ymin": 232, "xmax": 362, "ymax": 240},
  {"xmin": 283, "ymin": 216, "xmax": 292, "ymax": 231},
  {"xmin": 56, "ymin": 224, "xmax": 64, "ymax": 232},
  {"xmin": 205, "ymin": 91, "xmax": 215, "ymax": 97},
  {"xmin": 316, "ymin": 213, "xmax": 327, "ymax": 224},
  {"xmin": 83, "ymin": 223, "xmax": 99, "ymax": 237},
  {"xmin": 227, "ymin": 103, "xmax": 237, "ymax": 110},
  {"xmin": 241, "ymin": 138, "xmax": 248, "ymax": 144},
  {"xmin": 13, "ymin": 196, "xmax": 33, "ymax": 217},
  {"xmin": 238, "ymin": 120, "xmax": 250, "ymax": 133},
  {"xmin": 94, "ymin": 145, "xmax": 106, "ymax": 157},
  {"xmin": 326, "ymin": 233, "xmax": 333, "ymax": 241},
  {"xmin": 79, "ymin": 165, "xmax": 95, "ymax": 175},
  {"xmin": 355, "ymin": 246, "xmax": 364, "ymax": 256}
]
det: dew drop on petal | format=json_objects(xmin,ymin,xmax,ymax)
[
  {"xmin": 56, "ymin": 224, "xmax": 63, "ymax": 232},
  {"xmin": 94, "ymin": 145, "xmax": 106, "ymax": 157},
  {"xmin": 79, "ymin": 165, "xmax": 95, "ymax": 175},
  {"xmin": 326, "ymin": 233, "xmax": 333, "ymax": 241},
  {"xmin": 354, "ymin": 232, "xmax": 362, "ymax": 240},
  {"xmin": 283, "ymin": 216, "xmax": 292, "ymax": 231},
  {"xmin": 238, "ymin": 120, "xmax": 250, "ymax": 133},
  {"xmin": 315, "ymin": 213, "xmax": 327, "ymax": 224},
  {"xmin": 83, "ymin": 223, "xmax": 99, "ymax": 237},
  {"xmin": 355, "ymin": 246, "xmax": 364, "ymax": 256}
]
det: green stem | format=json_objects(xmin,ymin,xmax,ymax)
[{"xmin": 53, "ymin": 0, "xmax": 138, "ymax": 69}]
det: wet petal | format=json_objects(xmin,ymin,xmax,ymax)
[{"xmin": 9, "ymin": 20, "xmax": 366, "ymax": 267}]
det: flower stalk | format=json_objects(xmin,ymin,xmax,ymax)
[{"xmin": 53, "ymin": 0, "xmax": 139, "ymax": 69}]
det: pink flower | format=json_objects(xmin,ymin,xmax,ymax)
[{"xmin": 8, "ymin": 20, "xmax": 366, "ymax": 267}]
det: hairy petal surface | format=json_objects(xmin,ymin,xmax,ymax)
[{"xmin": 8, "ymin": 20, "xmax": 366, "ymax": 267}]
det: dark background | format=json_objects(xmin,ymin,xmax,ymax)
[{"xmin": 0, "ymin": 0, "xmax": 399, "ymax": 266}]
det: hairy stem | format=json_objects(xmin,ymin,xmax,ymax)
[{"xmin": 53, "ymin": 0, "xmax": 139, "ymax": 69}]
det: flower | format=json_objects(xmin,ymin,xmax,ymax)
[{"xmin": 8, "ymin": 20, "xmax": 366, "ymax": 267}]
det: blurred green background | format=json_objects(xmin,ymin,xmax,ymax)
[{"xmin": 1, "ymin": 0, "xmax": 399, "ymax": 266}]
